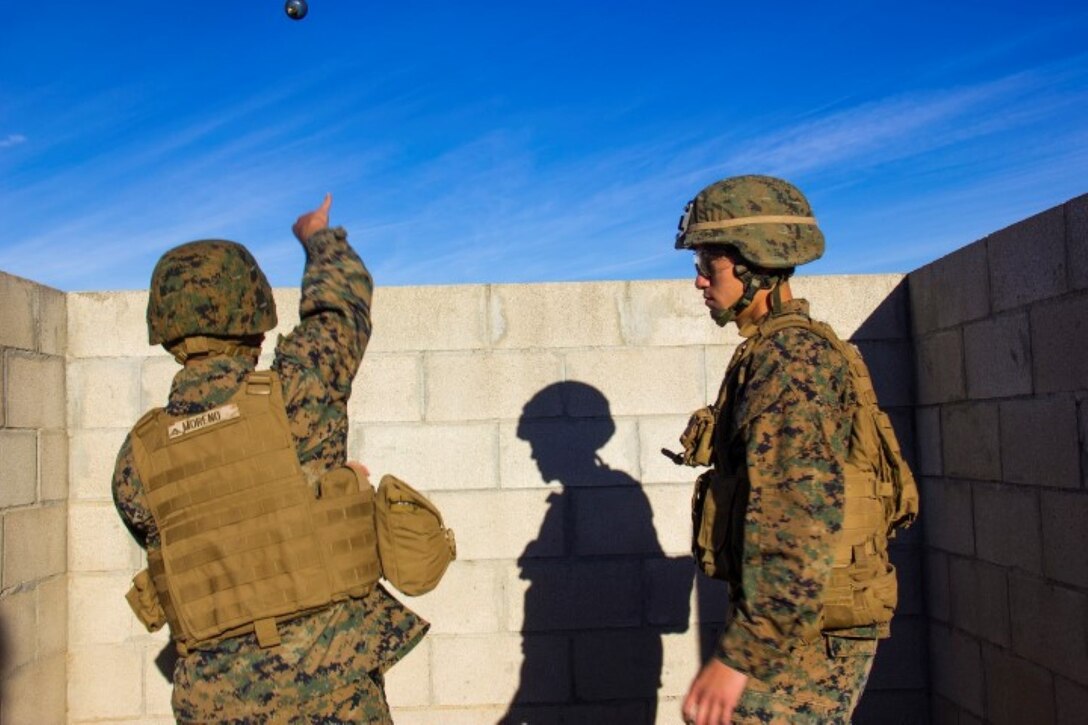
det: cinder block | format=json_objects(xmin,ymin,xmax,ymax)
[
  {"xmin": 1069, "ymin": 194, "xmax": 1088, "ymax": 291},
  {"xmin": 1056, "ymin": 677, "xmax": 1088, "ymax": 725},
  {"xmin": 39, "ymin": 429, "xmax": 68, "ymax": 502},
  {"xmin": 348, "ymin": 353, "xmax": 423, "ymax": 423},
  {"xmin": 572, "ymin": 629, "xmax": 670, "ymax": 701},
  {"xmin": 963, "ymin": 313, "xmax": 1032, "ymax": 399},
  {"xmin": 574, "ymin": 483, "xmax": 665, "ymax": 555},
  {"xmin": 69, "ymin": 502, "xmax": 142, "ymax": 572},
  {"xmin": 921, "ymin": 478, "xmax": 975, "ymax": 555},
  {"xmin": 384, "ymin": 637, "xmax": 432, "ymax": 708},
  {"xmin": 974, "ymin": 483, "xmax": 1042, "ymax": 572},
  {"xmin": 643, "ymin": 484, "xmax": 694, "ymax": 556},
  {"xmin": 66, "ymin": 291, "xmax": 151, "ymax": 358},
  {"xmin": 431, "ymin": 632, "xmax": 566, "ymax": 706},
  {"xmin": 982, "ymin": 644, "xmax": 1055, "ymax": 725},
  {"xmin": 37, "ymin": 284, "xmax": 66, "ymax": 357},
  {"xmin": 1043, "ymin": 490, "xmax": 1088, "ymax": 588},
  {"xmin": 355, "ymin": 422, "xmax": 498, "ymax": 491},
  {"xmin": 565, "ymin": 347, "xmax": 705, "ymax": 417},
  {"xmin": 265, "ymin": 287, "xmax": 301, "ymax": 344},
  {"xmin": 890, "ymin": 546, "xmax": 924, "ymax": 617},
  {"xmin": 1031, "ymin": 294, "xmax": 1088, "ymax": 394},
  {"xmin": 0, "ymin": 272, "xmax": 35, "ymax": 350},
  {"xmin": 942, "ymin": 403, "xmax": 1000, "ymax": 481},
  {"xmin": 925, "ymin": 549, "xmax": 951, "ymax": 623},
  {"xmin": 990, "ymin": 205, "xmax": 1068, "ymax": 312},
  {"xmin": 640, "ymin": 415, "xmax": 702, "ymax": 485},
  {"xmin": 5, "ymin": 352, "xmax": 65, "ymax": 429},
  {"xmin": 505, "ymin": 559, "xmax": 642, "ymax": 632},
  {"xmin": 867, "ymin": 615, "xmax": 927, "ymax": 690},
  {"xmin": 854, "ymin": 340, "xmax": 913, "ymax": 408},
  {"xmin": 0, "ymin": 588, "xmax": 35, "ymax": 674},
  {"xmin": 703, "ymin": 344, "xmax": 737, "ymax": 401},
  {"xmin": 948, "ymin": 557, "xmax": 1010, "ymax": 646},
  {"xmin": 140, "ymin": 354, "xmax": 177, "ymax": 409},
  {"xmin": 2, "ymin": 504, "xmax": 66, "ymax": 588},
  {"xmin": 794, "ymin": 274, "xmax": 909, "ymax": 341},
  {"xmin": 1009, "ymin": 574, "xmax": 1088, "ymax": 685},
  {"xmin": 393, "ymin": 560, "xmax": 502, "ymax": 635},
  {"xmin": 490, "ymin": 281, "xmax": 625, "ymax": 349},
  {"xmin": 644, "ymin": 556, "xmax": 697, "ymax": 629},
  {"xmin": 1082, "ymin": 399, "xmax": 1088, "ymax": 489},
  {"xmin": 499, "ymin": 416, "xmax": 641, "ymax": 490},
  {"xmin": 915, "ymin": 330, "xmax": 966, "ymax": 405},
  {"xmin": 621, "ymin": 279, "xmax": 731, "ymax": 347},
  {"xmin": 68, "ymin": 358, "xmax": 143, "ymax": 430},
  {"xmin": 389, "ymin": 706, "xmax": 510, "ymax": 725},
  {"xmin": 0, "ymin": 429, "xmax": 37, "ymax": 507},
  {"xmin": 915, "ymin": 406, "xmax": 942, "ymax": 477},
  {"xmin": 144, "ymin": 641, "xmax": 177, "ymax": 717},
  {"xmin": 37, "ymin": 574, "xmax": 67, "ymax": 658},
  {"xmin": 424, "ymin": 351, "xmax": 563, "ymax": 422},
  {"xmin": 659, "ymin": 631, "xmax": 700, "ymax": 699},
  {"xmin": 70, "ymin": 428, "xmax": 129, "ymax": 501},
  {"xmin": 853, "ymin": 689, "xmax": 930, "ymax": 725},
  {"xmin": 67, "ymin": 644, "xmax": 145, "ymax": 719},
  {"xmin": 368, "ymin": 285, "xmax": 487, "ymax": 353},
  {"xmin": 4, "ymin": 653, "xmax": 67, "ymax": 725},
  {"xmin": 1001, "ymin": 396, "xmax": 1080, "ymax": 488},
  {"xmin": 929, "ymin": 623, "xmax": 984, "ymax": 715},
  {"xmin": 908, "ymin": 241, "xmax": 990, "ymax": 335},
  {"xmin": 427, "ymin": 488, "xmax": 560, "ymax": 561},
  {"xmin": 69, "ymin": 572, "xmax": 138, "ymax": 646}
]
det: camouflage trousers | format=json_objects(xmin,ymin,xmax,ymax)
[
  {"xmin": 173, "ymin": 669, "xmax": 392, "ymax": 724},
  {"xmin": 732, "ymin": 634, "xmax": 877, "ymax": 724}
]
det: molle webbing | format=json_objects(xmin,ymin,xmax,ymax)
[
  {"xmin": 131, "ymin": 371, "xmax": 380, "ymax": 652},
  {"xmin": 747, "ymin": 312, "xmax": 919, "ymax": 632}
]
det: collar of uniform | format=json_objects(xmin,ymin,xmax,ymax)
[
  {"xmin": 739, "ymin": 298, "xmax": 812, "ymax": 339},
  {"xmin": 167, "ymin": 356, "xmax": 256, "ymax": 413}
]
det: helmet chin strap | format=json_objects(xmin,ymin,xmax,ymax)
[{"xmin": 712, "ymin": 268, "xmax": 786, "ymax": 328}]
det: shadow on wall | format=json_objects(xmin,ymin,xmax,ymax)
[
  {"xmin": 500, "ymin": 382, "xmax": 693, "ymax": 725},
  {"xmin": 847, "ymin": 278, "xmax": 929, "ymax": 724}
]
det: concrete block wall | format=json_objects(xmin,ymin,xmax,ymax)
[
  {"xmin": 909, "ymin": 193, "xmax": 1088, "ymax": 725},
  {"xmin": 61, "ymin": 272, "xmax": 919, "ymax": 723},
  {"xmin": 0, "ymin": 271, "xmax": 68, "ymax": 724}
]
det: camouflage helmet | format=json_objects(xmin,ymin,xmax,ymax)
[
  {"xmin": 674, "ymin": 175, "xmax": 824, "ymax": 268},
  {"xmin": 147, "ymin": 240, "xmax": 277, "ymax": 345}
]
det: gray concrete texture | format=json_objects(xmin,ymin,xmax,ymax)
[
  {"xmin": 905, "ymin": 192, "xmax": 1088, "ymax": 725},
  {"xmin": 1, "ymin": 192, "xmax": 1086, "ymax": 723}
]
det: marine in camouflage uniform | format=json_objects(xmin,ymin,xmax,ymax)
[
  {"xmin": 112, "ymin": 195, "xmax": 428, "ymax": 723},
  {"xmin": 675, "ymin": 177, "xmax": 880, "ymax": 725}
]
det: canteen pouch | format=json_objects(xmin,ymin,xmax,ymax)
[
  {"xmin": 691, "ymin": 469, "xmax": 742, "ymax": 580},
  {"xmin": 376, "ymin": 475, "xmax": 457, "ymax": 596},
  {"xmin": 675, "ymin": 406, "xmax": 717, "ymax": 467},
  {"xmin": 126, "ymin": 568, "xmax": 167, "ymax": 632}
]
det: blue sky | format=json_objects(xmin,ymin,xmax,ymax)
[{"xmin": 2, "ymin": 1, "xmax": 1085, "ymax": 291}]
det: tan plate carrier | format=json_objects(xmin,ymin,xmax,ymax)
[
  {"xmin": 683, "ymin": 312, "xmax": 919, "ymax": 632},
  {"xmin": 127, "ymin": 371, "xmax": 381, "ymax": 654}
]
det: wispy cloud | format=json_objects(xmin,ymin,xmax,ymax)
[{"xmin": 0, "ymin": 133, "xmax": 26, "ymax": 148}]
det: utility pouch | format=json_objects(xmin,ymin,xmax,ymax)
[
  {"xmin": 375, "ymin": 475, "xmax": 457, "ymax": 596},
  {"xmin": 126, "ymin": 568, "xmax": 167, "ymax": 632},
  {"xmin": 664, "ymin": 406, "xmax": 717, "ymax": 467},
  {"xmin": 691, "ymin": 469, "xmax": 738, "ymax": 580}
]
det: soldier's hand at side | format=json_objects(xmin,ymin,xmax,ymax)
[
  {"xmin": 292, "ymin": 193, "xmax": 333, "ymax": 242},
  {"xmin": 682, "ymin": 658, "xmax": 749, "ymax": 725}
]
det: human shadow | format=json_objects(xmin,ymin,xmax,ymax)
[{"xmin": 501, "ymin": 382, "xmax": 693, "ymax": 725}]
